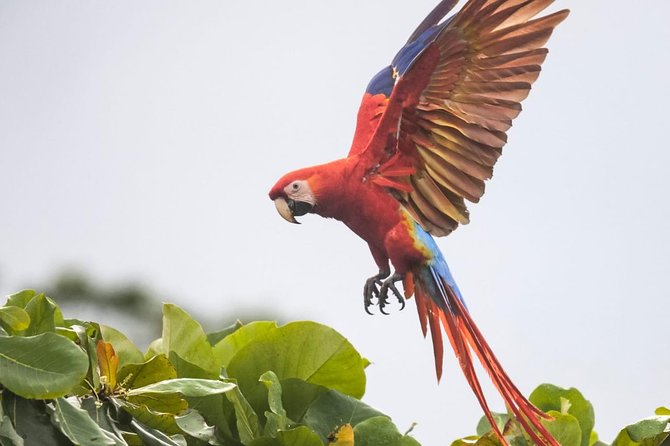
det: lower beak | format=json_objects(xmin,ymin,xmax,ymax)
[
  {"xmin": 274, "ymin": 198, "xmax": 313, "ymax": 224},
  {"xmin": 274, "ymin": 197, "xmax": 299, "ymax": 224}
]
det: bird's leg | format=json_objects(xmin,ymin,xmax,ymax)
[
  {"xmin": 378, "ymin": 272, "xmax": 406, "ymax": 315},
  {"xmin": 364, "ymin": 269, "xmax": 390, "ymax": 315}
]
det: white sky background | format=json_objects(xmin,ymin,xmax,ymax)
[{"xmin": 1, "ymin": 0, "xmax": 669, "ymax": 444}]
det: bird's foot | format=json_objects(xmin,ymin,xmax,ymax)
[
  {"xmin": 364, "ymin": 271, "xmax": 405, "ymax": 315},
  {"xmin": 364, "ymin": 270, "xmax": 388, "ymax": 315}
]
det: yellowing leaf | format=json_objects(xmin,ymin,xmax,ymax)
[
  {"xmin": 97, "ymin": 340, "xmax": 119, "ymax": 391},
  {"xmin": 328, "ymin": 424, "xmax": 354, "ymax": 446},
  {"xmin": 0, "ymin": 306, "xmax": 30, "ymax": 332}
]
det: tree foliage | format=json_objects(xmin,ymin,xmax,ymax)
[
  {"xmin": 0, "ymin": 290, "xmax": 417, "ymax": 445},
  {"xmin": 0, "ymin": 289, "xmax": 666, "ymax": 446}
]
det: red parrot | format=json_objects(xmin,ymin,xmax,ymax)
[{"xmin": 269, "ymin": 1, "xmax": 568, "ymax": 445}]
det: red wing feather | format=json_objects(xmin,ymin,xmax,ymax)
[{"xmin": 348, "ymin": 0, "xmax": 569, "ymax": 237}]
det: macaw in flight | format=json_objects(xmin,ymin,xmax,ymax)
[{"xmin": 269, "ymin": 1, "xmax": 568, "ymax": 444}]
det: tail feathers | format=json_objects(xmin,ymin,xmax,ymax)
[{"xmin": 412, "ymin": 265, "xmax": 558, "ymax": 446}]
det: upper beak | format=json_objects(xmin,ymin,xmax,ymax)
[{"xmin": 274, "ymin": 197, "xmax": 299, "ymax": 224}]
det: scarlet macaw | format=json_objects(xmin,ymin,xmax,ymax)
[{"xmin": 269, "ymin": 1, "xmax": 568, "ymax": 445}]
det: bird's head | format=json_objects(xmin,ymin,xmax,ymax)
[{"xmin": 268, "ymin": 168, "xmax": 319, "ymax": 224}]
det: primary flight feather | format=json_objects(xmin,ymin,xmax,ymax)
[{"xmin": 269, "ymin": 1, "xmax": 568, "ymax": 445}]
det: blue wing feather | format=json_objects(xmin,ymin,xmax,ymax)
[
  {"xmin": 366, "ymin": 66, "xmax": 395, "ymax": 96},
  {"xmin": 392, "ymin": 21, "xmax": 446, "ymax": 77},
  {"xmin": 366, "ymin": 14, "xmax": 454, "ymax": 97}
]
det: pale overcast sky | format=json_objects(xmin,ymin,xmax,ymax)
[{"xmin": 1, "ymin": 1, "xmax": 669, "ymax": 444}]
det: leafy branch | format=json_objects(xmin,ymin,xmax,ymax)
[{"xmin": 0, "ymin": 290, "xmax": 417, "ymax": 445}]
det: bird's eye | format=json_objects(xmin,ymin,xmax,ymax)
[{"xmin": 292, "ymin": 183, "xmax": 300, "ymax": 190}]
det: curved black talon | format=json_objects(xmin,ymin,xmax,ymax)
[
  {"xmin": 379, "ymin": 273, "xmax": 406, "ymax": 314},
  {"xmin": 363, "ymin": 278, "xmax": 381, "ymax": 315},
  {"xmin": 378, "ymin": 291, "xmax": 391, "ymax": 315}
]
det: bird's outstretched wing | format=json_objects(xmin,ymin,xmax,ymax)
[{"xmin": 348, "ymin": 0, "xmax": 569, "ymax": 236}]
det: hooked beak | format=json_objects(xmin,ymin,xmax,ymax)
[{"xmin": 273, "ymin": 197, "xmax": 313, "ymax": 224}]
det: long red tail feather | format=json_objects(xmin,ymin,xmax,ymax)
[{"xmin": 414, "ymin": 267, "xmax": 558, "ymax": 446}]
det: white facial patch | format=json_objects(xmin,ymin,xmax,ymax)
[{"xmin": 284, "ymin": 180, "xmax": 316, "ymax": 205}]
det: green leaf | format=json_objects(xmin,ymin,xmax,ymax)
[
  {"xmin": 353, "ymin": 416, "xmax": 421, "ymax": 446},
  {"xmin": 127, "ymin": 378, "xmax": 235, "ymax": 398},
  {"xmin": 259, "ymin": 371, "xmax": 289, "ymax": 436},
  {"xmin": 145, "ymin": 338, "xmax": 164, "ymax": 359},
  {"xmin": 530, "ymin": 384, "xmax": 594, "ymax": 446},
  {"xmin": 55, "ymin": 326, "xmax": 79, "ymax": 342},
  {"xmin": 70, "ymin": 323, "xmax": 103, "ymax": 394},
  {"xmin": 611, "ymin": 416, "xmax": 670, "ymax": 446},
  {"xmin": 118, "ymin": 355, "xmax": 187, "ymax": 414},
  {"xmin": 612, "ymin": 429, "xmax": 637, "ymax": 446},
  {"xmin": 127, "ymin": 393, "xmax": 188, "ymax": 416},
  {"xmin": 118, "ymin": 354, "xmax": 177, "ymax": 390},
  {"xmin": 626, "ymin": 418, "xmax": 669, "ymax": 442},
  {"xmin": 128, "ymin": 419, "xmax": 183, "ymax": 446},
  {"xmin": 2, "ymin": 393, "xmax": 71, "ymax": 445},
  {"xmin": 161, "ymin": 304, "xmax": 218, "ymax": 378},
  {"xmin": 0, "ymin": 307, "xmax": 30, "ymax": 333},
  {"xmin": 79, "ymin": 399, "xmax": 127, "ymax": 446},
  {"xmin": 226, "ymin": 321, "xmax": 368, "ymax": 418},
  {"xmin": 655, "ymin": 407, "xmax": 670, "ymax": 416},
  {"xmin": 184, "ymin": 394, "xmax": 236, "ymax": 442},
  {"xmin": 248, "ymin": 426, "xmax": 323, "ymax": 446},
  {"xmin": 121, "ymin": 362, "xmax": 189, "ymax": 417},
  {"xmin": 274, "ymin": 426, "xmax": 326, "ymax": 446},
  {"xmin": 224, "ymin": 381, "xmax": 262, "ymax": 443},
  {"xmin": 212, "ymin": 321, "xmax": 277, "ymax": 367},
  {"xmin": 5, "ymin": 290, "xmax": 36, "ymax": 309},
  {"xmin": 0, "ymin": 414, "xmax": 24, "ymax": 446},
  {"xmin": 612, "ymin": 428, "xmax": 665, "ymax": 446},
  {"xmin": 24, "ymin": 294, "xmax": 64, "ymax": 336},
  {"xmin": 260, "ymin": 372, "xmax": 285, "ymax": 417},
  {"xmin": 476, "ymin": 413, "xmax": 510, "ymax": 436},
  {"xmin": 279, "ymin": 378, "xmax": 329, "ymax": 423},
  {"xmin": 207, "ymin": 320, "xmax": 243, "ymax": 346},
  {"xmin": 541, "ymin": 411, "xmax": 582, "ymax": 446},
  {"xmin": 168, "ymin": 351, "xmax": 215, "ymax": 380},
  {"xmin": 114, "ymin": 399, "xmax": 182, "ymax": 436},
  {"xmin": 174, "ymin": 410, "xmax": 222, "ymax": 445},
  {"xmin": 51, "ymin": 398, "xmax": 117, "ymax": 446},
  {"xmin": 100, "ymin": 325, "xmax": 144, "ymax": 370},
  {"xmin": 301, "ymin": 389, "xmax": 386, "ymax": 442},
  {"xmin": 0, "ymin": 332, "xmax": 88, "ymax": 398}
]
